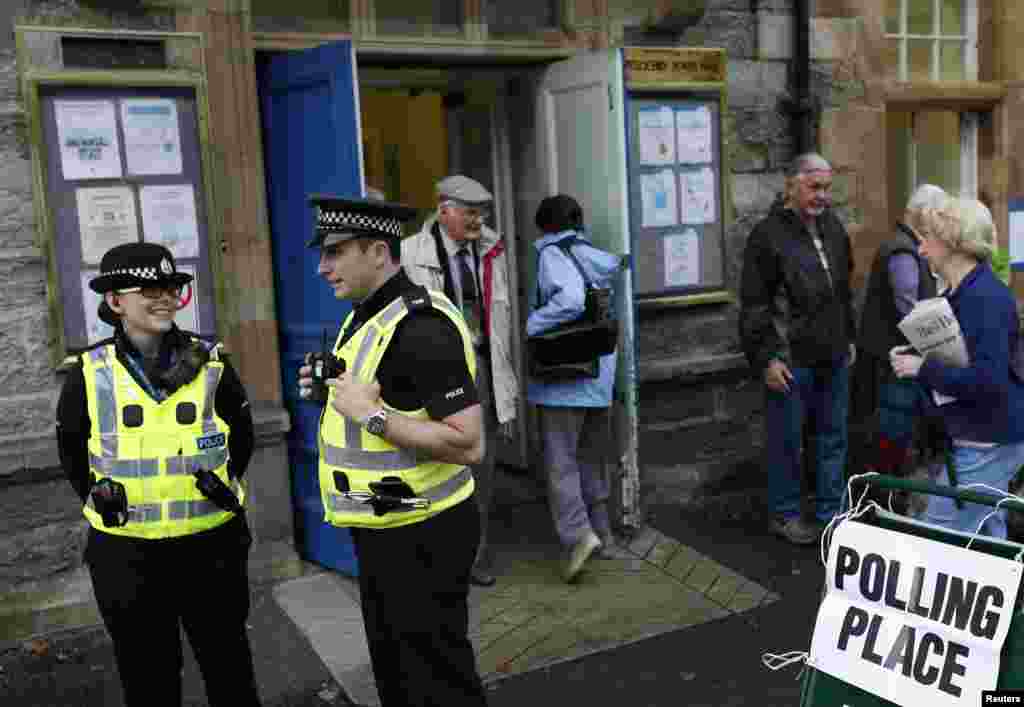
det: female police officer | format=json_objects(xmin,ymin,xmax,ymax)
[{"xmin": 56, "ymin": 242, "xmax": 261, "ymax": 707}]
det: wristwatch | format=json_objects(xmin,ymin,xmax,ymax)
[{"xmin": 362, "ymin": 408, "xmax": 388, "ymax": 437}]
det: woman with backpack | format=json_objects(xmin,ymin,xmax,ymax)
[{"xmin": 528, "ymin": 194, "xmax": 621, "ymax": 582}]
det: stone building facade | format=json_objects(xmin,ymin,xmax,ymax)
[{"xmin": 2, "ymin": 0, "xmax": 1016, "ymax": 632}]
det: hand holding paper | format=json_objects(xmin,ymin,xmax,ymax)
[{"xmin": 896, "ymin": 298, "xmax": 969, "ymax": 368}]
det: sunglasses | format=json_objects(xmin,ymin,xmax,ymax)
[{"xmin": 116, "ymin": 284, "xmax": 184, "ymax": 299}]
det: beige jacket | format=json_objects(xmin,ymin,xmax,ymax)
[{"xmin": 402, "ymin": 215, "xmax": 519, "ymax": 425}]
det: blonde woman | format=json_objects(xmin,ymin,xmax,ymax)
[{"xmin": 891, "ymin": 198, "xmax": 1024, "ymax": 537}]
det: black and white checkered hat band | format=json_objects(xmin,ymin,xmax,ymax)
[
  {"xmin": 317, "ymin": 209, "xmax": 403, "ymax": 237},
  {"xmin": 103, "ymin": 266, "xmax": 165, "ymax": 281}
]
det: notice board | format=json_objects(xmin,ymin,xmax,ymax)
[
  {"xmin": 624, "ymin": 47, "xmax": 729, "ymax": 305},
  {"xmin": 36, "ymin": 85, "xmax": 218, "ymax": 353}
]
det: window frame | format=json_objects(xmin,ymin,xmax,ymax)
[{"xmin": 886, "ymin": 0, "xmax": 978, "ymax": 82}]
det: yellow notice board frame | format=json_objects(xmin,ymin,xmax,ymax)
[
  {"xmin": 15, "ymin": 26, "xmax": 224, "ymax": 366},
  {"xmin": 624, "ymin": 47, "xmax": 733, "ymax": 309}
]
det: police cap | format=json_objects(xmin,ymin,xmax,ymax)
[
  {"xmin": 307, "ymin": 194, "xmax": 418, "ymax": 249},
  {"xmin": 89, "ymin": 242, "xmax": 193, "ymax": 294}
]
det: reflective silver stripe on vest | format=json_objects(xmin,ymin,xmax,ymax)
[
  {"xmin": 342, "ymin": 324, "xmax": 382, "ymax": 447},
  {"xmin": 201, "ymin": 366, "xmax": 222, "ymax": 434},
  {"xmin": 378, "ymin": 298, "xmax": 406, "ymax": 327},
  {"xmin": 89, "ymin": 452, "xmax": 160, "ymax": 478},
  {"xmin": 167, "ymin": 499, "xmax": 225, "ymax": 520},
  {"xmin": 322, "ymin": 441, "xmax": 417, "ymax": 471},
  {"xmin": 85, "ymin": 497, "xmax": 163, "ymax": 523},
  {"xmin": 325, "ymin": 466, "xmax": 473, "ymax": 513},
  {"xmin": 166, "ymin": 448, "xmax": 230, "ymax": 475},
  {"xmin": 91, "ymin": 349, "xmax": 119, "ymax": 459}
]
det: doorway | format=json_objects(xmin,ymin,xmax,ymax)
[{"xmin": 357, "ymin": 65, "xmax": 531, "ymax": 470}]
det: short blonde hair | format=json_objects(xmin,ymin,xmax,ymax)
[{"xmin": 919, "ymin": 197, "xmax": 996, "ymax": 262}]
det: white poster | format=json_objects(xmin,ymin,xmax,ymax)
[
  {"xmin": 121, "ymin": 98, "xmax": 183, "ymax": 176},
  {"xmin": 680, "ymin": 167, "xmax": 717, "ymax": 224},
  {"xmin": 676, "ymin": 105, "xmax": 713, "ymax": 164},
  {"xmin": 640, "ymin": 169, "xmax": 678, "ymax": 227},
  {"xmin": 75, "ymin": 187, "xmax": 138, "ymax": 264},
  {"xmin": 1009, "ymin": 208, "xmax": 1024, "ymax": 267},
  {"xmin": 139, "ymin": 184, "xmax": 200, "ymax": 259},
  {"xmin": 637, "ymin": 106, "xmax": 675, "ymax": 165},
  {"xmin": 174, "ymin": 264, "xmax": 199, "ymax": 333},
  {"xmin": 55, "ymin": 100, "xmax": 122, "ymax": 180},
  {"xmin": 808, "ymin": 521, "xmax": 1022, "ymax": 707},
  {"xmin": 664, "ymin": 229, "xmax": 700, "ymax": 288},
  {"xmin": 81, "ymin": 270, "xmax": 114, "ymax": 343}
]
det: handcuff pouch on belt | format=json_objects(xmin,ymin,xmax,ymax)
[{"xmin": 333, "ymin": 471, "xmax": 430, "ymax": 516}]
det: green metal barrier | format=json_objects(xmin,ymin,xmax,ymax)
[{"xmin": 798, "ymin": 473, "xmax": 1024, "ymax": 706}]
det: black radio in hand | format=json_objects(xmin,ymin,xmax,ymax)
[{"xmin": 309, "ymin": 350, "xmax": 345, "ymax": 385}]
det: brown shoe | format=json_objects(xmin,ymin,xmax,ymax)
[{"xmin": 770, "ymin": 517, "xmax": 819, "ymax": 546}]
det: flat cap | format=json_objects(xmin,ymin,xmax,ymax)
[
  {"xmin": 437, "ymin": 175, "xmax": 493, "ymax": 206},
  {"xmin": 307, "ymin": 194, "xmax": 418, "ymax": 249}
]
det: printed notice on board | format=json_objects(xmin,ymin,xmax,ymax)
[
  {"xmin": 81, "ymin": 270, "xmax": 115, "ymax": 343},
  {"xmin": 664, "ymin": 229, "xmax": 700, "ymax": 288},
  {"xmin": 139, "ymin": 184, "xmax": 200, "ymax": 259},
  {"xmin": 680, "ymin": 167, "xmax": 716, "ymax": 224},
  {"xmin": 676, "ymin": 105, "xmax": 712, "ymax": 165},
  {"xmin": 55, "ymin": 101, "xmax": 122, "ymax": 180},
  {"xmin": 640, "ymin": 169, "xmax": 678, "ymax": 227},
  {"xmin": 121, "ymin": 99, "xmax": 183, "ymax": 176},
  {"xmin": 174, "ymin": 264, "xmax": 198, "ymax": 332},
  {"xmin": 75, "ymin": 187, "xmax": 139, "ymax": 265},
  {"xmin": 637, "ymin": 106, "xmax": 675, "ymax": 165}
]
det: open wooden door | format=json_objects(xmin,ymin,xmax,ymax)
[{"xmin": 515, "ymin": 49, "xmax": 640, "ymax": 529}]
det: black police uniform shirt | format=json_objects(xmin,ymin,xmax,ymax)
[
  {"xmin": 339, "ymin": 268, "xmax": 480, "ymax": 420},
  {"xmin": 56, "ymin": 325, "xmax": 255, "ymax": 563}
]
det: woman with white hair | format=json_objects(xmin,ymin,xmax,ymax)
[{"xmin": 890, "ymin": 197, "xmax": 1024, "ymax": 536}]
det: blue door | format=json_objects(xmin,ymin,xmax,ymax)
[{"xmin": 257, "ymin": 41, "xmax": 363, "ymax": 576}]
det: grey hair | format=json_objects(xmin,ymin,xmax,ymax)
[
  {"xmin": 784, "ymin": 153, "xmax": 832, "ymax": 177},
  {"xmin": 905, "ymin": 184, "xmax": 947, "ymax": 212}
]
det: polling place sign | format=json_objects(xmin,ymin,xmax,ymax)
[{"xmin": 808, "ymin": 521, "xmax": 1023, "ymax": 706}]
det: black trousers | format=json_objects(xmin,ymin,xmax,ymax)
[
  {"xmin": 86, "ymin": 517, "xmax": 261, "ymax": 707},
  {"xmin": 352, "ymin": 496, "xmax": 488, "ymax": 707}
]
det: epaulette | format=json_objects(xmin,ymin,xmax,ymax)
[{"xmin": 402, "ymin": 286, "xmax": 434, "ymax": 313}]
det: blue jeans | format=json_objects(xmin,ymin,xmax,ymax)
[
  {"xmin": 765, "ymin": 363, "xmax": 849, "ymax": 523},
  {"xmin": 922, "ymin": 441, "xmax": 1024, "ymax": 538}
]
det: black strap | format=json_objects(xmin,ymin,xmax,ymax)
[
  {"xmin": 535, "ymin": 237, "xmax": 593, "ymax": 308},
  {"xmin": 402, "ymin": 285, "xmax": 433, "ymax": 313},
  {"xmin": 430, "ymin": 221, "xmax": 457, "ymax": 304}
]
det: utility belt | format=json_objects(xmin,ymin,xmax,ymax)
[
  {"xmin": 331, "ymin": 471, "xmax": 431, "ymax": 516},
  {"xmin": 90, "ymin": 468, "xmax": 243, "ymax": 529}
]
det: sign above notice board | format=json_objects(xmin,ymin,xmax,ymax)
[{"xmin": 624, "ymin": 47, "xmax": 726, "ymax": 86}]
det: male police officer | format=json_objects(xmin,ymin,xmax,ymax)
[{"xmin": 297, "ymin": 196, "xmax": 489, "ymax": 706}]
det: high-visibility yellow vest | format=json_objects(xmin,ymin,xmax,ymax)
[
  {"xmin": 318, "ymin": 289, "xmax": 477, "ymax": 529},
  {"xmin": 80, "ymin": 342, "xmax": 240, "ymax": 539}
]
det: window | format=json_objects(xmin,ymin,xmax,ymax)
[
  {"xmin": 373, "ymin": 0, "xmax": 462, "ymax": 35},
  {"xmin": 483, "ymin": 0, "xmax": 559, "ymax": 38},
  {"xmin": 887, "ymin": 109, "xmax": 978, "ymax": 220},
  {"xmin": 884, "ymin": 0, "xmax": 977, "ymax": 81}
]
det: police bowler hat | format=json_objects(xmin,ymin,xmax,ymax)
[
  {"xmin": 89, "ymin": 242, "xmax": 193, "ymax": 294},
  {"xmin": 307, "ymin": 194, "xmax": 418, "ymax": 249}
]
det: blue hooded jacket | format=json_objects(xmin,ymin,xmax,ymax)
[{"xmin": 527, "ymin": 230, "xmax": 620, "ymax": 407}]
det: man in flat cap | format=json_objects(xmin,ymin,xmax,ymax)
[
  {"xmin": 403, "ymin": 175, "xmax": 520, "ymax": 588},
  {"xmin": 297, "ymin": 195, "xmax": 489, "ymax": 706}
]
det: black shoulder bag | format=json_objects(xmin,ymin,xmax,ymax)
[{"xmin": 527, "ymin": 239, "xmax": 619, "ymax": 380}]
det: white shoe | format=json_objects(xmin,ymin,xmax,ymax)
[{"xmin": 563, "ymin": 531, "xmax": 602, "ymax": 582}]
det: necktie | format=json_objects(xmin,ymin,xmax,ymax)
[{"xmin": 457, "ymin": 247, "xmax": 483, "ymax": 344}]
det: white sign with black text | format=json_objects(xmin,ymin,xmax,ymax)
[{"xmin": 809, "ymin": 521, "xmax": 1022, "ymax": 707}]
